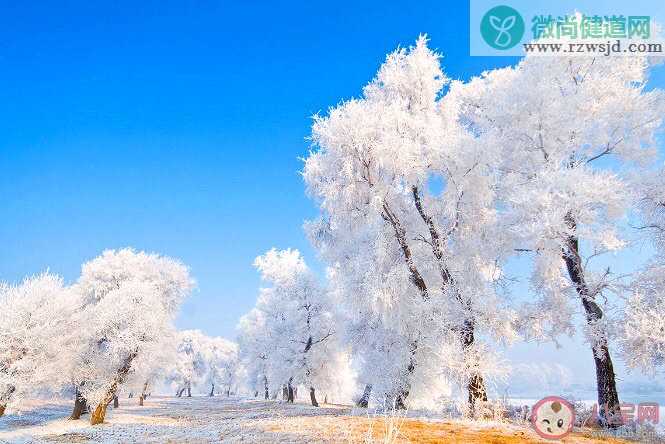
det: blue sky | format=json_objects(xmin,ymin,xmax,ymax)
[
  {"xmin": 0, "ymin": 1, "xmax": 519, "ymax": 336},
  {"xmin": 1, "ymin": 1, "xmax": 664, "ymax": 398}
]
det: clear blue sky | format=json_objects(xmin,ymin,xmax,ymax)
[
  {"xmin": 0, "ymin": 1, "xmax": 519, "ymax": 336},
  {"xmin": 1, "ymin": 1, "xmax": 664, "ymax": 398}
]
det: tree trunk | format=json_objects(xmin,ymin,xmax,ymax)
[
  {"xmin": 394, "ymin": 341, "xmax": 418, "ymax": 410},
  {"xmin": 381, "ymin": 200, "xmax": 429, "ymax": 300},
  {"xmin": 287, "ymin": 378, "xmax": 294, "ymax": 403},
  {"xmin": 139, "ymin": 382, "xmax": 148, "ymax": 406},
  {"xmin": 187, "ymin": 386, "xmax": 191, "ymax": 397},
  {"xmin": 462, "ymin": 319, "xmax": 488, "ymax": 417},
  {"xmin": 412, "ymin": 186, "xmax": 488, "ymax": 414},
  {"xmin": 356, "ymin": 384, "xmax": 372, "ymax": 408},
  {"xmin": 381, "ymin": 200, "xmax": 428, "ymax": 409},
  {"xmin": 0, "ymin": 386, "xmax": 15, "ymax": 418},
  {"xmin": 90, "ymin": 349, "xmax": 138, "ymax": 425},
  {"xmin": 467, "ymin": 373, "xmax": 488, "ymax": 414},
  {"xmin": 309, "ymin": 387, "xmax": 319, "ymax": 407},
  {"xmin": 394, "ymin": 391, "xmax": 408, "ymax": 410},
  {"xmin": 563, "ymin": 213, "xmax": 621, "ymax": 428},
  {"xmin": 254, "ymin": 391, "xmax": 259, "ymax": 398},
  {"xmin": 589, "ymin": 342, "xmax": 621, "ymax": 427},
  {"xmin": 113, "ymin": 396, "xmax": 119, "ymax": 408},
  {"xmin": 70, "ymin": 386, "xmax": 88, "ymax": 420},
  {"xmin": 264, "ymin": 376, "xmax": 269, "ymax": 400},
  {"xmin": 209, "ymin": 384, "xmax": 215, "ymax": 397},
  {"xmin": 90, "ymin": 400, "xmax": 110, "ymax": 425}
]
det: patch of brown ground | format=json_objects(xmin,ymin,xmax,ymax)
[{"xmin": 262, "ymin": 415, "xmax": 631, "ymax": 443}]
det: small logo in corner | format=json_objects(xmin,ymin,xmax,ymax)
[
  {"xmin": 531, "ymin": 396, "xmax": 575, "ymax": 440},
  {"xmin": 480, "ymin": 5, "xmax": 525, "ymax": 50}
]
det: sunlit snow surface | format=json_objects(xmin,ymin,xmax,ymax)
[
  {"xmin": 1, "ymin": 395, "xmax": 663, "ymax": 443},
  {"xmin": 0, "ymin": 396, "xmax": 355, "ymax": 443}
]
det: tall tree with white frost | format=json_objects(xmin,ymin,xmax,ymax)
[
  {"xmin": 0, "ymin": 273, "xmax": 79, "ymax": 417},
  {"xmin": 70, "ymin": 248, "xmax": 194, "ymax": 424},
  {"xmin": 455, "ymin": 52, "xmax": 664, "ymax": 426},
  {"xmin": 304, "ymin": 36, "xmax": 515, "ymax": 412},
  {"xmin": 242, "ymin": 248, "xmax": 340, "ymax": 407}
]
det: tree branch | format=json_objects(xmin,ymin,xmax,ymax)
[{"xmin": 381, "ymin": 200, "xmax": 429, "ymax": 301}]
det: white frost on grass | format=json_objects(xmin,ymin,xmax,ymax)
[{"xmin": 0, "ymin": 395, "xmax": 352, "ymax": 444}]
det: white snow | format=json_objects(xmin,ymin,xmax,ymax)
[{"xmin": 0, "ymin": 396, "xmax": 355, "ymax": 443}]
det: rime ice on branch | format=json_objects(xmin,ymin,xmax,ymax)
[
  {"xmin": 303, "ymin": 36, "xmax": 517, "ymax": 413},
  {"xmin": 454, "ymin": 50, "xmax": 664, "ymax": 426}
]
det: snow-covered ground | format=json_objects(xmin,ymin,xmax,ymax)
[
  {"xmin": 1, "ymin": 395, "xmax": 657, "ymax": 443},
  {"xmin": 0, "ymin": 396, "xmax": 355, "ymax": 443}
]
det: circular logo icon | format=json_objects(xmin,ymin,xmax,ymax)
[
  {"xmin": 531, "ymin": 396, "xmax": 575, "ymax": 439},
  {"xmin": 480, "ymin": 5, "xmax": 525, "ymax": 50}
]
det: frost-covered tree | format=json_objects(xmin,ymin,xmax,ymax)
[
  {"xmin": 632, "ymin": 167, "xmax": 665, "ymax": 254},
  {"xmin": 169, "ymin": 330, "xmax": 209, "ymax": 397},
  {"xmin": 304, "ymin": 36, "xmax": 515, "ymax": 413},
  {"xmin": 455, "ymin": 52, "xmax": 664, "ymax": 426},
  {"xmin": 0, "ymin": 273, "xmax": 79, "ymax": 417},
  {"xmin": 69, "ymin": 248, "xmax": 194, "ymax": 424},
  {"xmin": 203, "ymin": 337, "xmax": 238, "ymax": 396},
  {"xmin": 621, "ymin": 266, "xmax": 665, "ymax": 373},
  {"xmin": 124, "ymin": 333, "xmax": 178, "ymax": 406},
  {"xmin": 76, "ymin": 281, "xmax": 176, "ymax": 423},
  {"xmin": 237, "ymin": 308, "xmax": 271, "ymax": 399},
  {"xmin": 621, "ymin": 167, "xmax": 665, "ymax": 373},
  {"xmin": 240, "ymin": 248, "xmax": 341, "ymax": 406},
  {"xmin": 167, "ymin": 330, "xmax": 238, "ymax": 397}
]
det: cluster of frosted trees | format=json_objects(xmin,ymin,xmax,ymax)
[
  {"xmin": 168, "ymin": 329, "xmax": 239, "ymax": 398},
  {"xmin": 239, "ymin": 36, "xmax": 665, "ymax": 427},
  {"xmin": 3, "ymin": 36, "xmax": 665, "ymax": 430},
  {"xmin": 0, "ymin": 248, "xmax": 238, "ymax": 425}
]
